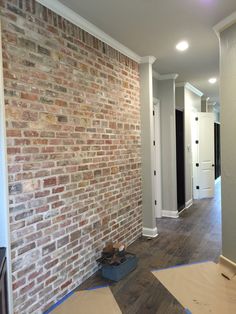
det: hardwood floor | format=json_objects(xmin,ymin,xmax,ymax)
[{"xmin": 78, "ymin": 181, "xmax": 222, "ymax": 313}]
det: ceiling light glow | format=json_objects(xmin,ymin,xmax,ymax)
[
  {"xmin": 176, "ymin": 41, "xmax": 189, "ymax": 51},
  {"xmin": 208, "ymin": 77, "xmax": 217, "ymax": 84}
]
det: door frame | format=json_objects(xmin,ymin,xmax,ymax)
[
  {"xmin": 214, "ymin": 121, "xmax": 221, "ymax": 181},
  {"xmin": 175, "ymin": 109, "xmax": 186, "ymax": 211},
  {"xmin": 0, "ymin": 20, "xmax": 13, "ymax": 314},
  {"xmin": 153, "ymin": 97, "xmax": 162, "ymax": 218}
]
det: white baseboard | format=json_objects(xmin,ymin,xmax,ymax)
[
  {"xmin": 162, "ymin": 210, "xmax": 179, "ymax": 218},
  {"xmin": 219, "ymin": 255, "xmax": 236, "ymax": 279},
  {"xmin": 178, "ymin": 207, "xmax": 186, "ymax": 215},
  {"xmin": 185, "ymin": 199, "xmax": 193, "ymax": 209},
  {"xmin": 142, "ymin": 227, "xmax": 158, "ymax": 238}
]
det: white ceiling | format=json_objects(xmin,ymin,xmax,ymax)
[{"xmin": 58, "ymin": 0, "xmax": 236, "ymax": 104}]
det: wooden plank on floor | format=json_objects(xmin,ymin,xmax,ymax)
[
  {"xmin": 152, "ymin": 261, "xmax": 236, "ymax": 314},
  {"xmin": 49, "ymin": 287, "xmax": 121, "ymax": 314}
]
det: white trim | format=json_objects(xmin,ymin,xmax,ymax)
[
  {"xmin": 178, "ymin": 200, "xmax": 193, "ymax": 216},
  {"xmin": 162, "ymin": 210, "xmax": 179, "ymax": 218},
  {"xmin": 185, "ymin": 199, "xmax": 193, "ymax": 209},
  {"xmin": 158, "ymin": 73, "xmax": 179, "ymax": 80},
  {"xmin": 140, "ymin": 56, "xmax": 156, "ymax": 64},
  {"xmin": 214, "ymin": 11, "xmax": 236, "ymax": 37},
  {"xmin": 178, "ymin": 207, "xmax": 187, "ymax": 215},
  {"xmin": 0, "ymin": 20, "xmax": 13, "ymax": 314},
  {"xmin": 219, "ymin": 255, "xmax": 236, "ymax": 274},
  {"xmin": 153, "ymin": 71, "xmax": 179, "ymax": 81},
  {"xmin": 142, "ymin": 227, "xmax": 158, "ymax": 238},
  {"xmin": 36, "ymin": 0, "xmax": 142, "ymax": 63},
  {"xmin": 153, "ymin": 100, "xmax": 162, "ymax": 218},
  {"xmin": 215, "ymin": 176, "xmax": 221, "ymax": 184},
  {"xmin": 176, "ymin": 82, "xmax": 204, "ymax": 97}
]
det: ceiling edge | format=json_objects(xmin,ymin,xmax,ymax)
[
  {"xmin": 214, "ymin": 11, "xmax": 236, "ymax": 37},
  {"xmin": 36, "ymin": 0, "xmax": 142, "ymax": 63},
  {"xmin": 140, "ymin": 56, "xmax": 156, "ymax": 64},
  {"xmin": 158, "ymin": 73, "xmax": 179, "ymax": 80},
  {"xmin": 176, "ymin": 82, "xmax": 204, "ymax": 97},
  {"xmin": 153, "ymin": 71, "xmax": 179, "ymax": 80}
]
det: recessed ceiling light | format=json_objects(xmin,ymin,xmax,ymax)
[
  {"xmin": 208, "ymin": 77, "xmax": 217, "ymax": 84},
  {"xmin": 176, "ymin": 41, "xmax": 189, "ymax": 52}
]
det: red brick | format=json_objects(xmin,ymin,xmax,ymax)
[
  {"xmin": 58, "ymin": 175, "xmax": 70, "ymax": 185},
  {"xmin": 21, "ymin": 92, "xmax": 38, "ymax": 101},
  {"xmin": 7, "ymin": 129, "xmax": 22, "ymax": 137},
  {"xmin": 3, "ymin": 2, "xmax": 142, "ymax": 313},
  {"xmin": 43, "ymin": 177, "xmax": 57, "ymax": 187},
  {"xmin": 13, "ymin": 278, "xmax": 26, "ymax": 291}
]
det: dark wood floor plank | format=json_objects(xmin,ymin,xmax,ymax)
[{"xmin": 77, "ymin": 181, "xmax": 221, "ymax": 313}]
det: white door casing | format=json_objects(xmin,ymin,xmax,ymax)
[
  {"xmin": 153, "ymin": 98, "xmax": 162, "ymax": 217},
  {"xmin": 0, "ymin": 20, "xmax": 13, "ymax": 314},
  {"xmin": 192, "ymin": 113, "xmax": 215, "ymax": 199}
]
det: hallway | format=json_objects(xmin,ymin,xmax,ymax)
[{"xmin": 78, "ymin": 181, "xmax": 222, "ymax": 313}]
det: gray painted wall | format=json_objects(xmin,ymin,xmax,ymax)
[
  {"xmin": 153, "ymin": 78, "xmax": 158, "ymax": 99},
  {"xmin": 158, "ymin": 79, "xmax": 177, "ymax": 213},
  {"xmin": 201, "ymin": 99, "xmax": 208, "ymax": 112},
  {"xmin": 219, "ymin": 22, "xmax": 236, "ymax": 263},
  {"xmin": 175, "ymin": 86, "xmax": 184, "ymax": 111},
  {"xmin": 140, "ymin": 63, "xmax": 157, "ymax": 231}
]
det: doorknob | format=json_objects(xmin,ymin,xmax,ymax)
[{"xmin": 212, "ymin": 164, "xmax": 215, "ymax": 167}]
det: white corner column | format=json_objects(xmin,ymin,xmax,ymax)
[
  {"xmin": 0, "ymin": 21, "xmax": 13, "ymax": 314},
  {"xmin": 158, "ymin": 74, "xmax": 179, "ymax": 218},
  {"xmin": 140, "ymin": 56, "xmax": 158, "ymax": 237},
  {"xmin": 214, "ymin": 12, "xmax": 236, "ymax": 263}
]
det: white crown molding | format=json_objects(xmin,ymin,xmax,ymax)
[
  {"xmin": 142, "ymin": 227, "xmax": 158, "ymax": 238},
  {"xmin": 186, "ymin": 83, "xmax": 204, "ymax": 97},
  {"xmin": 36, "ymin": 0, "xmax": 142, "ymax": 63},
  {"xmin": 158, "ymin": 73, "xmax": 179, "ymax": 80},
  {"xmin": 214, "ymin": 11, "xmax": 236, "ymax": 37},
  {"xmin": 176, "ymin": 82, "xmax": 204, "ymax": 97},
  {"xmin": 140, "ymin": 56, "xmax": 156, "ymax": 64},
  {"xmin": 152, "ymin": 70, "xmax": 179, "ymax": 81},
  {"xmin": 162, "ymin": 210, "xmax": 179, "ymax": 218}
]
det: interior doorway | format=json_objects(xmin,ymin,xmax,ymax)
[
  {"xmin": 214, "ymin": 122, "xmax": 221, "ymax": 180},
  {"xmin": 175, "ymin": 110, "xmax": 185, "ymax": 211}
]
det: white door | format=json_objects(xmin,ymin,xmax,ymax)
[
  {"xmin": 192, "ymin": 113, "xmax": 215, "ymax": 199},
  {"xmin": 153, "ymin": 98, "xmax": 162, "ymax": 217}
]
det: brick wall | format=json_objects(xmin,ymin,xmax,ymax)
[{"xmin": 0, "ymin": 1, "xmax": 142, "ymax": 313}]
